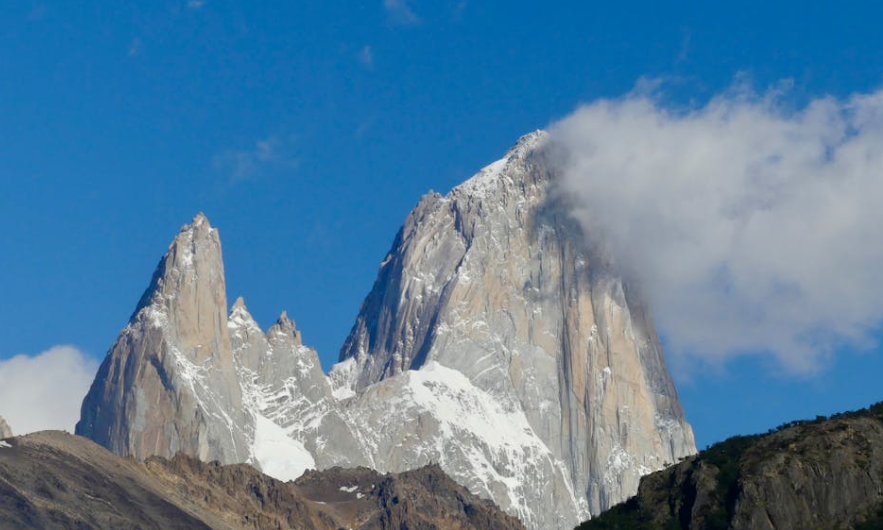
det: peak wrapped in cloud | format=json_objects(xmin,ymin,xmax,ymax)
[
  {"xmin": 548, "ymin": 82, "xmax": 883, "ymax": 372},
  {"xmin": 0, "ymin": 346, "xmax": 98, "ymax": 434}
]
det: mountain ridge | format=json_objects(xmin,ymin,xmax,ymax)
[
  {"xmin": 0, "ymin": 430, "xmax": 523, "ymax": 530},
  {"xmin": 76, "ymin": 131, "xmax": 695, "ymax": 530}
]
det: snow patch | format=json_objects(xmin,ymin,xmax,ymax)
[
  {"xmin": 347, "ymin": 361, "xmax": 580, "ymax": 528},
  {"xmin": 253, "ymin": 414, "xmax": 315, "ymax": 481},
  {"xmin": 453, "ymin": 130, "xmax": 547, "ymax": 199},
  {"xmin": 329, "ymin": 357, "xmax": 358, "ymax": 400}
]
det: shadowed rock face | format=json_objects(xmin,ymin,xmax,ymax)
[
  {"xmin": 0, "ymin": 431, "xmax": 523, "ymax": 530},
  {"xmin": 0, "ymin": 417, "xmax": 11, "ymax": 438},
  {"xmin": 578, "ymin": 402, "xmax": 883, "ymax": 530}
]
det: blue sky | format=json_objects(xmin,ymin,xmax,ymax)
[{"xmin": 2, "ymin": 0, "xmax": 883, "ymax": 447}]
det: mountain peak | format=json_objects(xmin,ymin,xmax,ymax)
[
  {"xmin": 78, "ymin": 213, "xmax": 249, "ymax": 465},
  {"xmin": 452, "ymin": 130, "xmax": 548, "ymax": 198},
  {"xmin": 510, "ymin": 129, "xmax": 548, "ymax": 154},
  {"xmin": 191, "ymin": 211, "xmax": 209, "ymax": 226},
  {"xmin": 77, "ymin": 132, "xmax": 692, "ymax": 530},
  {"xmin": 0, "ymin": 416, "xmax": 12, "ymax": 438},
  {"xmin": 268, "ymin": 310, "xmax": 302, "ymax": 344},
  {"xmin": 177, "ymin": 212, "xmax": 215, "ymax": 239},
  {"xmin": 229, "ymin": 296, "xmax": 262, "ymax": 337},
  {"xmin": 339, "ymin": 129, "xmax": 694, "ymax": 527},
  {"xmin": 232, "ymin": 295, "xmax": 247, "ymax": 311}
]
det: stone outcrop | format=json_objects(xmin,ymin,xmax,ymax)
[
  {"xmin": 578, "ymin": 403, "xmax": 883, "ymax": 530},
  {"xmin": 0, "ymin": 430, "xmax": 523, "ymax": 530},
  {"xmin": 76, "ymin": 213, "xmax": 251, "ymax": 464}
]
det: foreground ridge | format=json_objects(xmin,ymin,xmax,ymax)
[
  {"xmin": 0, "ymin": 431, "xmax": 523, "ymax": 530},
  {"xmin": 579, "ymin": 402, "xmax": 883, "ymax": 530}
]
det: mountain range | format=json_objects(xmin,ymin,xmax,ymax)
[{"xmin": 74, "ymin": 131, "xmax": 696, "ymax": 530}]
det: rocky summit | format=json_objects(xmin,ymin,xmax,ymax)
[
  {"xmin": 76, "ymin": 131, "xmax": 695, "ymax": 530},
  {"xmin": 0, "ymin": 430, "xmax": 523, "ymax": 530},
  {"xmin": 77, "ymin": 213, "xmax": 251, "ymax": 465},
  {"xmin": 335, "ymin": 130, "xmax": 696, "ymax": 526}
]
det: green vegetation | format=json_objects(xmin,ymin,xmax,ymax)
[
  {"xmin": 573, "ymin": 498, "xmax": 678, "ymax": 530},
  {"xmin": 854, "ymin": 502, "xmax": 883, "ymax": 530}
]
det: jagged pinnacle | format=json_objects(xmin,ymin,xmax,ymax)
[{"xmin": 232, "ymin": 296, "xmax": 248, "ymax": 312}]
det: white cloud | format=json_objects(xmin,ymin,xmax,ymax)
[
  {"xmin": 213, "ymin": 136, "xmax": 298, "ymax": 183},
  {"xmin": 384, "ymin": 0, "xmax": 419, "ymax": 25},
  {"xmin": 358, "ymin": 45, "xmax": 374, "ymax": 70},
  {"xmin": 548, "ymin": 80, "xmax": 883, "ymax": 372},
  {"xmin": 187, "ymin": 0, "xmax": 206, "ymax": 9},
  {"xmin": 128, "ymin": 37, "xmax": 142, "ymax": 57},
  {"xmin": 0, "ymin": 346, "xmax": 98, "ymax": 434}
]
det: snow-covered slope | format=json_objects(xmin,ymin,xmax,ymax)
[
  {"xmin": 78, "ymin": 132, "xmax": 695, "ymax": 530},
  {"xmin": 228, "ymin": 297, "xmax": 368, "ymax": 474},
  {"xmin": 339, "ymin": 362, "xmax": 582, "ymax": 530}
]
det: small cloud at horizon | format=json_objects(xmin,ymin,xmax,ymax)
[{"xmin": 0, "ymin": 346, "xmax": 98, "ymax": 435}]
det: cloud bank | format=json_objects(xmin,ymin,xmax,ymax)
[
  {"xmin": 0, "ymin": 346, "xmax": 98, "ymax": 434},
  {"xmin": 548, "ymin": 82, "xmax": 883, "ymax": 372}
]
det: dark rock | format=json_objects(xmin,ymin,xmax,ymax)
[
  {"xmin": 576, "ymin": 402, "xmax": 883, "ymax": 530},
  {"xmin": 0, "ymin": 431, "xmax": 523, "ymax": 530}
]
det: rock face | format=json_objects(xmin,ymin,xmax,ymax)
[
  {"xmin": 337, "ymin": 131, "xmax": 695, "ymax": 524},
  {"xmin": 0, "ymin": 417, "xmax": 11, "ymax": 439},
  {"xmin": 578, "ymin": 402, "xmax": 883, "ymax": 530},
  {"xmin": 0, "ymin": 430, "xmax": 523, "ymax": 530},
  {"xmin": 229, "ymin": 298, "xmax": 367, "ymax": 476},
  {"xmin": 76, "ymin": 213, "xmax": 251, "ymax": 464},
  {"xmin": 76, "ymin": 132, "xmax": 695, "ymax": 530}
]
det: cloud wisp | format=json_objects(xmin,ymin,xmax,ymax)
[
  {"xmin": 358, "ymin": 45, "xmax": 375, "ymax": 70},
  {"xmin": 0, "ymin": 346, "xmax": 98, "ymax": 434},
  {"xmin": 548, "ymin": 81, "xmax": 883, "ymax": 372},
  {"xmin": 384, "ymin": 0, "xmax": 420, "ymax": 25},
  {"xmin": 213, "ymin": 136, "xmax": 298, "ymax": 183}
]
